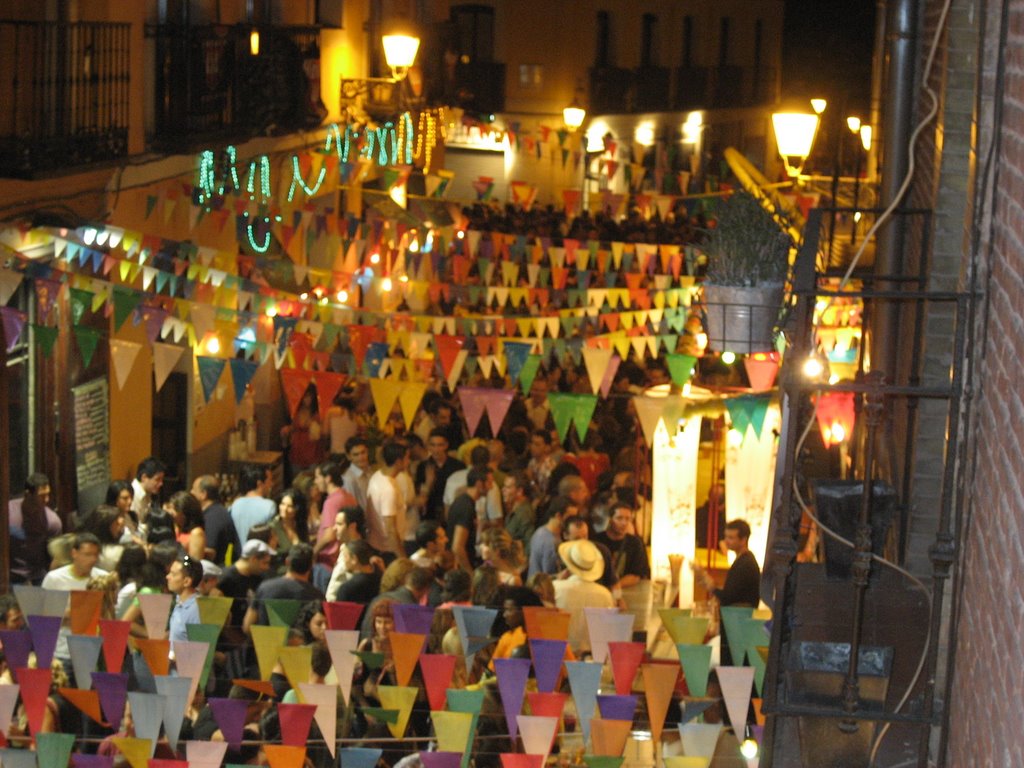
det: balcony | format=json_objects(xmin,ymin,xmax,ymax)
[
  {"xmin": 632, "ymin": 65, "xmax": 671, "ymax": 112},
  {"xmin": 675, "ymin": 64, "xmax": 777, "ymax": 110},
  {"xmin": 0, "ymin": 21, "xmax": 130, "ymax": 178},
  {"xmin": 146, "ymin": 24, "xmax": 326, "ymax": 151},
  {"xmin": 452, "ymin": 60, "xmax": 505, "ymax": 116},
  {"xmin": 588, "ymin": 66, "xmax": 633, "ymax": 114}
]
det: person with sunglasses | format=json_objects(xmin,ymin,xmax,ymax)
[{"xmin": 167, "ymin": 554, "xmax": 203, "ymax": 643}]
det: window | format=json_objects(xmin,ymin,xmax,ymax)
[
  {"xmin": 719, "ymin": 17, "xmax": 731, "ymax": 67},
  {"xmin": 518, "ymin": 64, "xmax": 544, "ymax": 90},
  {"xmin": 641, "ymin": 13, "xmax": 657, "ymax": 67},
  {"xmin": 682, "ymin": 16, "xmax": 694, "ymax": 68},
  {"xmin": 451, "ymin": 4, "xmax": 495, "ymax": 64},
  {"xmin": 596, "ymin": 11, "xmax": 611, "ymax": 67}
]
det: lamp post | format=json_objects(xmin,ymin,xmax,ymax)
[
  {"xmin": 563, "ymin": 91, "xmax": 587, "ymax": 216},
  {"xmin": 771, "ymin": 111, "xmax": 819, "ymax": 178},
  {"xmin": 340, "ymin": 27, "xmax": 421, "ymax": 100},
  {"xmin": 850, "ymin": 123, "xmax": 872, "ymax": 245}
]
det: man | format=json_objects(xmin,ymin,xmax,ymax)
[
  {"xmin": 447, "ymin": 467, "xmax": 490, "ymax": 572},
  {"xmin": 594, "ymin": 502, "xmax": 651, "ymax": 587},
  {"xmin": 198, "ymin": 560, "xmax": 222, "ymax": 597},
  {"xmin": 695, "ymin": 482, "xmax": 728, "ymax": 550},
  {"xmin": 167, "ymin": 555, "xmax": 203, "ymax": 643},
  {"xmin": 325, "ymin": 506, "xmax": 377, "ymax": 601},
  {"xmin": 527, "ymin": 429, "xmax": 558, "ymax": 496},
  {"xmin": 313, "ymin": 461, "xmax": 358, "ymax": 574},
  {"xmin": 341, "ymin": 436, "xmax": 373, "ymax": 513},
  {"xmin": 366, "ymin": 440, "xmax": 409, "ymax": 559},
  {"xmin": 9, "ymin": 473, "xmax": 62, "ymax": 584},
  {"xmin": 217, "ymin": 539, "xmax": 274, "ymax": 628},
  {"xmin": 42, "ymin": 533, "xmax": 107, "ymax": 666},
  {"xmin": 229, "ymin": 465, "xmax": 275, "ymax": 544},
  {"xmin": 191, "ymin": 475, "xmax": 240, "ymax": 565},
  {"xmin": 553, "ymin": 539, "xmax": 615, "ymax": 655},
  {"xmin": 444, "ymin": 444, "xmax": 503, "ymax": 528},
  {"xmin": 244, "ymin": 544, "xmax": 323, "ymax": 633},
  {"xmin": 691, "ymin": 519, "xmax": 761, "ymax": 665},
  {"xmin": 557, "ymin": 474, "xmax": 591, "ymax": 518},
  {"xmin": 359, "ymin": 566, "xmax": 434, "ymax": 639},
  {"xmin": 563, "ymin": 515, "xmax": 619, "ymax": 597},
  {"xmin": 528, "ymin": 496, "xmax": 575, "ymax": 578},
  {"xmin": 414, "ymin": 429, "xmax": 465, "ymax": 520},
  {"xmin": 131, "ymin": 457, "xmax": 166, "ymax": 523},
  {"xmin": 503, "ymin": 472, "xmax": 535, "ymax": 556},
  {"xmin": 410, "ymin": 520, "xmax": 448, "ymax": 570},
  {"xmin": 525, "ymin": 378, "xmax": 551, "ymax": 431},
  {"xmin": 335, "ymin": 540, "xmax": 383, "ymax": 604}
]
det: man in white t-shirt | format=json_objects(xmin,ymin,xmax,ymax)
[
  {"xmin": 366, "ymin": 440, "xmax": 409, "ymax": 559},
  {"xmin": 41, "ymin": 533, "xmax": 108, "ymax": 664}
]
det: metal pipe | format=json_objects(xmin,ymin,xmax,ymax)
[
  {"xmin": 872, "ymin": 0, "xmax": 919, "ymax": 383},
  {"xmin": 868, "ymin": 0, "xmax": 886, "ymax": 181}
]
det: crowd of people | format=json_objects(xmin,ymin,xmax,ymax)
[{"xmin": 1, "ymin": 364, "xmax": 761, "ymax": 766}]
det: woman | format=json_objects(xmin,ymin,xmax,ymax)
[
  {"xmin": 81, "ymin": 504, "xmax": 127, "ymax": 572},
  {"xmin": 479, "ymin": 528, "xmax": 525, "ymax": 586},
  {"xmin": 115, "ymin": 544, "xmax": 148, "ymax": 618},
  {"xmin": 355, "ymin": 599, "xmax": 397, "ymax": 704},
  {"xmin": 268, "ymin": 488, "xmax": 310, "ymax": 572},
  {"xmin": 164, "ymin": 490, "xmax": 206, "ymax": 562},
  {"xmin": 292, "ymin": 600, "xmax": 328, "ymax": 646},
  {"xmin": 106, "ymin": 479, "xmax": 142, "ymax": 544}
]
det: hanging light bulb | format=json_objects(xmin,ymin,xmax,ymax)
[
  {"xmin": 370, "ymin": 252, "xmax": 381, "ymax": 265},
  {"xmin": 381, "ymin": 276, "xmax": 393, "ymax": 292},
  {"xmin": 740, "ymin": 726, "xmax": 759, "ymax": 759},
  {"xmin": 721, "ymin": 351, "xmax": 736, "ymax": 365},
  {"xmin": 204, "ymin": 334, "xmax": 221, "ymax": 355},
  {"xmin": 336, "ymin": 289, "xmax": 349, "ymax": 303}
]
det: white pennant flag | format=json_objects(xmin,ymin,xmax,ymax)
[
  {"xmin": 582, "ymin": 347, "xmax": 613, "ymax": 395},
  {"xmin": 110, "ymin": 339, "xmax": 143, "ymax": 390},
  {"xmin": 152, "ymin": 342, "xmax": 186, "ymax": 392}
]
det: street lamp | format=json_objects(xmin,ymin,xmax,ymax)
[
  {"xmin": 771, "ymin": 111, "xmax": 819, "ymax": 177},
  {"xmin": 563, "ymin": 97, "xmax": 586, "ymax": 132},
  {"xmin": 341, "ymin": 27, "xmax": 421, "ymax": 100}
]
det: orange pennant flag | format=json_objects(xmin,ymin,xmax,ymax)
[
  {"xmin": 58, "ymin": 687, "xmax": 106, "ymax": 725},
  {"xmin": 523, "ymin": 607, "xmax": 571, "ymax": 642},
  {"xmin": 641, "ymin": 662, "xmax": 680, "ymax": 744},
  {"xmin": 590, "ymin": 718, "xmax": 632, "ymax": 756},
  {"xmin": 135, "ymin": 638, "xmax": 171, "ymax": 677},
  {"xmin": 69, "ymin": 590, "xmax": 104, "ymax": 636},
  {"xmin": 265, "ymin": 745, "xmax": 308, "ymax": 768},
  {"xmin": 389, "ymin": 632, "xmax": 427, "ymax": 687}
]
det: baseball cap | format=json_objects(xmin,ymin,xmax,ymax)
[
  {"xmin": 242, "ymin": 539, "xmax": 276, "ymax": 558},
  {"xmin": 201, "ymin": 560, "xmax": 222, "ymax": 579}
]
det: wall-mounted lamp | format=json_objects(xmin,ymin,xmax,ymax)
[
  {"xmin": 249, "ymin": 28, "xmax": 260, "ymax": 56},
  {"xmin": 772, "ymin": 111, "xmax": 820, "ymax": 177},
  {"xmin": 341, "ymin": 27, "xmax": 421, "ymax": 100}
]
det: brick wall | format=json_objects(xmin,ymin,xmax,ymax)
[{"xmin": 945, "ymin": 0, "xmax": 1024, "ymax": 764}]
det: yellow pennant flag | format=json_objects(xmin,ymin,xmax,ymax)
[
  {"xmin": 251, "ymin": 625, "xmax": 288, "ymax": 681},
  {"xmin": 378, "ymin": 685, "xmax": 419, "ymax": 738},
  {"xmin": 432, "ymin": 709, "xmax": 474, "ymax": 753},
  {"xmin": 111, "ymin": 737, "xmax": 153, "ymax": 768},
  {"xmin": 370, "ymin": 378, "xmax": 403, "ymax": 428}
]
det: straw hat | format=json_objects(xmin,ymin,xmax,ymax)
[{"xmin": 558, "ymin": 539, "xmax": 605, "ymax": 582}]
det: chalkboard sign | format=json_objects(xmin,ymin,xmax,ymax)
[{"xmin": 73, "ymin": 378, "xmax": 110, "ymax": 514}]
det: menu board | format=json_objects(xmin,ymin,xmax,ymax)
[{"xmin": 73, "ymin": 378, "xmax": 110, "ymax": 513}]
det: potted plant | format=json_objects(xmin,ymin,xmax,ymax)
[{"xmin": 701, "ymin": 191, "xmax": 793, "ymax": 354}]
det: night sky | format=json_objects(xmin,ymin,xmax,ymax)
[{"xmin": 782, "ymin": 0, "xmax": 877, "ymax": 114}]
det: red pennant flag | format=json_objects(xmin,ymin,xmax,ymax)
[
  {"xmin": 70, "ymin": 590, "xmax": 104, "ymax": 636},
  {"xmin": 313, "ymin": 372, "xmax": 347, "ymax": 422},
  {"xmin": 322, "ymin": 601, "xmax": 364, "ymax": 631},
  {"xmin": 435, "ymin": 335, "xmax": 465, "ymax": 379},
  {"xmin": 99, "ymin": 620, "xmax": 131, "ymax": 673},
  {"xmin": 278, "ymin": 702, "xmax": 318, "ymax": 747},
  {"xmin": 280, "ymin": 369, "xmax": 315, "ymax": 419},
  {"xmin": 526, "ymin": 691, "xmax": 567, "ymax": 720},
  {"xmin": 607, "ymin": 642, "xmax": 646, "ymax": 696},
  {"xmin": 16, "ymin": 667, "xmax": 51, "ymax": 735},
  {"xmin": 419, "ymin": 653, "xmax": 458, "ymax": 712}
]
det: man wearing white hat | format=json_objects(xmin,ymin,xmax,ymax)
[{"xmin": 554, "ymin": 538, "xmax": 615, "ymax": 655}]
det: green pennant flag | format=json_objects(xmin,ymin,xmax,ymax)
[
  {"xmin": 547, "ymin": 392, "xmax": 575, "ymax": 444},
  {"xmin": 265, "ymin": 599, "xmax": 303, "ymax": 628},
  {"xmin": 570, "ymin": 393, "xmax": 599, "ymax": 443},
  {"xmin": 583, "ymin": 756, "xmax": 625, "ymax": 768},
  {"xmin": 35, "ymin": 732, "xmax": 75, "ymax": 768},
  {"xmin": 31, "ymin": 323, "xmax": 59, "ymax": 358},
  {"xmin": 677, "ymin": 643, "xmax": 712, "ymax": 697},
  {"xmin": 446, "ymin": 688, "xmax": 485, "ymax": 768},
  {"xmin": 666, "ymin": 353, "xmax": 697, "ymax": 387},
  {"xmin": 352, "ymin": 651, "xmax": 385, "ymax": 669},
  {"xmin": 69, "ymin": 288, "xmax": 93, "ymax": 325},
  {"xmin": 197, "ymin": 356, "xmax": 227, "ymax": 403},
  {"xmin": 746, "ymin": 395, "xmax": 770, "ymax": 438},
  {"xmin": 112, "ymin": 287, "xmax": 140, "ymax": 331},
  {"xmin": 359, "ymin": 707, "xmax": 399, "ymax": 724},
  {"xmin": 145, "ymin": 195, "xmax": 158, "ymax": 218},
  {"xmin": 185, "ymin": 623, "xmax": 221, "ymax": 688},
  {"xmin": 724, "ymin": 397, "xmax": 751, "ymax": 437},
  {"xmin": 73, "ymin": 326, "xmax": 101, "ymax": 367},
  {"xmin": 518, "ymin": 354, "xmax": 542, "ymax": 396}
]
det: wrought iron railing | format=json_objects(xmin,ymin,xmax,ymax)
[
  {"xmin": 760, "ymin": 207, "xmax": 971, "ymax": 767},
  {"xmin": 0, "ymin": 20, "xmax": 130, "ymax": 177},
  {"xmin": 146, "ymin": 24, "xmax": 326, "ymax": 150}
]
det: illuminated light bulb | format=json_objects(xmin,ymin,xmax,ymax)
[
  {"xmin": 319, "ymin": 296, "xmax": 328, "ymax": 305},
  {"xmin": 82, "ymin": 227, "xmax": 97, "ymax": 245},
  {"xmin": 721, "ymin": 351, "xmax": 736, "ymax": 365},
  {"xmin": 370, "ymin": 252, "xmax": 381, "ymax": 265},
  {"xmin": 829, "ymin": 373, "xmax": 840, "ymax": 385},
  {"xmin": 830, "ymin": 421, "xmax": 846, "ymax": 443},
  {"xmin": 409, "ymin": 239, "xmax": 420, "ymax": 253},
  {"xmin": 456, "ymin": 230, "xmax": 465, "ymax": 240},
  {"xmin": 107, "ymin": 229, "xmax": 122, "ymax": 248},
  {"xmin": 740, "ymin": 737, "xmax": 759, "ymax": 760},
  {"xmin": 381, "ymin": 276, "xmax": 393, "ymax": 292},
  {"xmin": 399, "ymin": 275, "xmax": 409, "ymax": 283},
  {"xmin": 803, "ymin": 357, "xmax": 825, "ymax": 379},
  {"xmin": 727, "ymin": 429, "xmax": 744, "ymax": 447},
  {"xmin": 205, "ymin": 335, "xmax": 221, "ymax": 355},
  {"xmin": 854, "ymin": 211, "xmax": 862, "ymax": 222},
  {"xmin": 695, "ymin": 332, "xmax": 708, "ymax": 351},
  {"xmin": 300, "ymin": 292, "xmax": 309, "ymax": 301},
  {"xmin": 265, "ymin": 305, "xmax": 278, "ymax": 318},
  {"xmin": 336, "ymin": 290, "xmax": 349, "ymax": 303}
]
